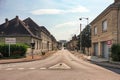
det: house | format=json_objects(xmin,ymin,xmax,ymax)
[
  {"xmin": 0, "ymin": 16, "xmax": 57, "ymax": 55},
  {"xmin": 67, "ymin": 35, "xmax": 78, "ymax": 50},
  {"xmin": 91, "ymin": 0, "xmax": 120, "ymax": 59},
  {"xmin": 40, "ymin": 26, "xmax": 53, "ymax": 52},
  {"xmin": 0, "ymin": 16, "xmax": 39, "ymax": 45}
]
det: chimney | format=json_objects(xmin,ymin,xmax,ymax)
[
  {"xmin": 15, "ymin": 15, "xmax": 19, "ymax": 27},
  {"xmin": 16, "ymin": 15, "xmax": 19, "ymax": 19},
  {"xmin": 5, "ymin": 18, "xmax": 8, "ymax": 23},
  {"xmin": 5, "ymin": 18, "xmax": 9, "ymax": 27}
]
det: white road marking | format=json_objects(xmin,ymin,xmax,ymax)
[
  {"xmin": 18, "ymin": 68, "xmax": 25, "ymax": 70},
  {"xmin": 29, "ymin": 67, "xmax": 36, "ymax": 70},
  {"xmin": 5, "ymin": 68, "xmax": 13, "ymax": 70},
  {"xmin": 49, "ymin": 63, "xmax": 71, "ymax": 70},
  {"xmin": 40, "ymin": 67, "xmax": 47, "ymax": 70}
]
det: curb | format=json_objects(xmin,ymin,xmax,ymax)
[
  {"xmin": 0, "ymin": 51, "xmax": 56, "ymax": 64},
  {"xmin": 88, "ymin": 60, "xmax": 120, "ymax": 69},
  {"xmin": 0, "ymin": 58, "xmax": 42, "ymax": 64},
  {"xmin": 72, "ymin": 51, "xmax": 120, "ymax": 69}
]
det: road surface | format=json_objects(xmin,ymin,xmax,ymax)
[{"xmin": 0, "ymin": 49, "xmax": 120, "ymax": 80}]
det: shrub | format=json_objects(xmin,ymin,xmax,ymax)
[
  {"xmin": 111, "ymin": 44, "xmax": 120, "ymax": 61},
  {"xmin": 0, "ymin": 44, "xmax": 28, "ymax": 58}
]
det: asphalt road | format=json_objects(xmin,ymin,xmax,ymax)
[{"xmin": 0, "ymin": 49, "xmax": 120, "ymax": 80}]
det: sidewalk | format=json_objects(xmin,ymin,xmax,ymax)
[
  {"xmin": 72, "ymin": 51, "xmax": 120, "ymax": 69},
  {"xmin": 0, "ymin": 51, "xmax": 56, "ymax": 64}
]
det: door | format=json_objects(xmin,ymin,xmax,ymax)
[
  {"xmin": 94, "ymin": 43, "xmax": 98, "ymax": 56},
  {"xmin": 102, "ymin": 42, "xmax": 109, "ymax": 59}
]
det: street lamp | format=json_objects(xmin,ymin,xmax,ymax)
[
  {"xmin": 79, "ymin": 17, "xmax": 89, "ymax": 52},
  {"xmin": 79, "ymin": 17, "xmax": 89, "ymax": 25}
]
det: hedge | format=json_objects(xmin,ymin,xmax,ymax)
[
  {"xmin": 111, "ymin": 44, "xmax": 120, "ymax": 61},
  {"xmin": 0, "ymin": 44, "xmax": 28, "ymax": 57}
]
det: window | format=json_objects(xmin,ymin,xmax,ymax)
[
  {"xmin": 94, "ymin": 27, "xmax": 97, "ymax": 35},
  {"xmin": 102, "ymin": 20, "xmax": 107, "ymax": 32}
]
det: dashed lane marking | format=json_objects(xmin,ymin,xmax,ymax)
[
  {"xmin": 1, "ymin": 67, "xmax": 47, "ymax": 71},
  {"xmin": 5, "ymin": 68, "xmax": 13, "ymax": 70},
  {"xmin": 18, "ymin": 68, "xmax": 25, "ymax": 70},
  {"xmin": 29, "ymin": 67, "xmax": 36, "ymax": 70},
  {"xmin": 40, "ymin": 67, "xmax": 47, "ymax": 70}
]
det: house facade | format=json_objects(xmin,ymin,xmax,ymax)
[
  {"xmin": 0, "ymin": 16, "xmax": 57, "ymax": 55},
  {"xmin": 91, "ymin": 0, "xmax": 120, "ymax": 59},
  {"xmin": 67, "ymin": 35, "xmax": 78, "ymax": 50}
]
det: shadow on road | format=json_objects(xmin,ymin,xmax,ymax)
[{"xmin": 90, "ymin": 61, "xmax": 120, "ymax": 74}]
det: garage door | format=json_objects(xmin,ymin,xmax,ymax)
[{"xmin": 102, "ymin": 42, "xmax": 109, "ymax": 59}]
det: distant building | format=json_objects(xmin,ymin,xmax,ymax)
[
  {"xmin": 67, "ymin": 35, "xmax": 78, "ymax": 50},
  {"xmin": 91, "ymin": 0, "xmax": 120, "ymax": 59},
  {"xmin": 58, "ymin": 40, "xmax": 67, "ymax": 49}
]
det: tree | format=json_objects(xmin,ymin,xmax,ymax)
[{"xmin": 78, "ymin": 25, "xmax": 91, "ymax": 54}]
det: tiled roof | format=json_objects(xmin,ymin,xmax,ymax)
[
  {"xmin": 40, "ymin": 26, "xmax": 51, "ymax": 36},
  {"xmin": 0, "ymin": 17, "xmax": 32, "ymax": 36},
  {"xmin": 0, "ymin": 16, "xmax": 57, "ymax": 41},
  {"xmin": 23, "ymin": 17, "xmax": 42, "ymax": 39}
]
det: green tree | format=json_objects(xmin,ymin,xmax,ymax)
[{"xmin": 78, "ymin": 25, "xmax": 91, "ymax": 54}]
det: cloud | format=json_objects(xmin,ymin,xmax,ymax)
[
  {"xmin": 31, "ymin": 6, "xmax": 89, "ymax": 15},
  {"xmin": 31, "ymin": 9, "xmax": 63, "ymax": 15},
  {"xmin": 50, "ymin": 21, "xmax": 86, "ymax": 40},
  {"xmin": 55, "ymin": 21, "xmax": 78, "ymax": 28}
]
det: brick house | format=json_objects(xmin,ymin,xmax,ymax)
[
  {"xmin": 91, "ymin": 0, "xmax": 120, "ymax": 59},
  {"xmin": 0, "ymin": 16, "xmax": 57, "ymax": 55}
]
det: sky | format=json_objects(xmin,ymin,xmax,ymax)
[{"xmin": 0, "ymin": 0, "xmax": 114, "ymax": 41}]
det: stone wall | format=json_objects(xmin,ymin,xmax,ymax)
[{"xmin": 91, "ymin": 9, "xmax": 118, "ymax": 56}]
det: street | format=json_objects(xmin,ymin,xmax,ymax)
[{"xmin": 0, "ymin": 49, "xmax": 120, "ymax": 80}]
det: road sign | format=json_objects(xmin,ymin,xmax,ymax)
[
  {"xmin": 107, "ymin": 40, "xmax": 112, "ymax": 48},
  {"xmin": 107, "ymin": 40, "xmax": 112, "ymax": 45},
  {"xmin": 5, "ymin": 38, "xmax": 16, "ymax": 44}
]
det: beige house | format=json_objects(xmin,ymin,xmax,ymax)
[
  {"xmin": 67, "ymin": 35, "xmax": 78, "ymax": 50},
  {"xmin": 91, "ymin": 0, "xmax": 120, "ymax": 59},
  {"xmin": 40, "ymin": 26, "xmax": 53, "ymax": 52},
  {"xmin": 0, "ymin": 16, "xmax": 57, "ymax": 55}
]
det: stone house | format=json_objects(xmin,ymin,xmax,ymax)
[
  {"xmin": 0, "ymin": 16, "xmax": 57, "ymax": 55},
  {"xmin": 67, "ymin": 35, "xmax": 78, "ymax": 50},
  {"xmin": 91, "ymin": 0, "xmax": 120, "ymax": 59}
]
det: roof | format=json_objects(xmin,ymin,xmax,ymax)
[
  {"xmin": 23, "ymin": 17, "xmax": 42, "ymax": 39},
  {"xmin": 0, "ymin": 16, "xmax": 57, "ymax": 41},
  {"xmin": 0, "ymin": 16, "xmax": 34, "ymax": 37},
  {"xmin": 90, "ymin": 1, "xmax": 120, "ymax": 25},
  {"xmin": 40, "ymin": 26, "xmax": 51, "ymax": 36}
]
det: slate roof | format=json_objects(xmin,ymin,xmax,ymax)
[
  {"xmin": 23, "ymin": 17, "xmax": 41, "ymax": 39},
  {"xmin": 0, "ymin": 16, "xmax": 57, "ymax": 41},
  {"xmin": 0, "ymin": 17, "xmax": 33, "ymax": 37},
  {"xmin": 40, "ymin": 26, "xmax": 51, "ymax": 37}
]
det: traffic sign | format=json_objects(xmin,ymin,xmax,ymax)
[
  {"xmin": 107, "ymin": 40, "xmax": 112, "ymax": 45},
  {"xmin": 5, "ymin": 38, "xmax": 16, "ymax": 44}
]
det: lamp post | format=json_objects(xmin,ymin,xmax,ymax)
[
  {"xmin": 79, "ymin": 17, "xmax": 89, "ymax": 25},
  {"xmin": 79, "ymin": 17, "xmax": 89, "ymax": 53}
]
